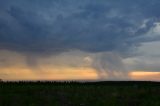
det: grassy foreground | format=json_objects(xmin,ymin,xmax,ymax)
[{"xmin": 0, "ymin": 81, "xmax": 160, "ymax": 106}]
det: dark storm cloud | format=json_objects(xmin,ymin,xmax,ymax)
[{"xmin": 0, "ymin": 0, "xmax": 160, "ymax": 55}]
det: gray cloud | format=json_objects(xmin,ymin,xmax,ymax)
[
  {"xmin": 0, "ymin": 0, "xmax": 160, "ymax": 56},
  {"xmin": 92, "ymin": 52, "xmax": 129, "ymax": 80},
  {"xmin": 123, "ymin": 41, "xmax": 160, "ymax": 72}
]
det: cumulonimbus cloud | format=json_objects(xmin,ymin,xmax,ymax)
[
  {"xmin": 0, "ymin": 1, "xmax": 160, "ymax": 81},
  {"xmin": 0, "ymin": 0, "xmax": 160, "ymax": 56}
]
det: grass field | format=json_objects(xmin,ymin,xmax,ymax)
[{"xmin": 0, "ymin": 81, "xmax": 160, "ymax": 106}]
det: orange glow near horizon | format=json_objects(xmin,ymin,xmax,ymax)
[
  {"xmin": 0, "ymin": 66, "xmax": 160, "ymax": 81},
  {"xmin": 0, "ymin": 67, "xmax": 98, "ymax": 81},
  {"xmin": 129, "ymin": 71, "xmax": 160, "ymax": 81}
]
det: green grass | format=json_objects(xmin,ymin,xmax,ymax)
[{"xmin": 0, "ymin": 81, "xmax": 160, "ymax": 106}]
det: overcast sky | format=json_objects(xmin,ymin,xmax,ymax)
[{"xmin": 0, "ymin": 0, "xmax": 160, "ymax": 81}]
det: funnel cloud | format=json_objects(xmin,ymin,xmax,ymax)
[{"xmin": 92, "ymin": 52, "xmax": 128, "ymax": 80}]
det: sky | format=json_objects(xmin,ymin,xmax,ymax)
[{"xmin": 0, "ymin": 0, "xmax": 160, "ymax": 81}]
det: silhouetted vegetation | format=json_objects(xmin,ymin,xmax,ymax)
[{"xmin": 0, "ymin": 81, "xmax": 160, "ymax": 106}]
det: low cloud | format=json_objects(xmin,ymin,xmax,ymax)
[{"xmin": 92, "ymin": 52, "xmax": 129, "ymax": 80}]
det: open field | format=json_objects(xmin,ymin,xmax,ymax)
[{"xmin": 0, "ymin": 81, "xmax": 160, "ymax": 106}]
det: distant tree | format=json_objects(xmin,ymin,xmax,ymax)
[{"xmin": 0, "ymin": 79, "xmax": 2, "ymax": 82}]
